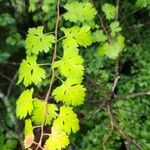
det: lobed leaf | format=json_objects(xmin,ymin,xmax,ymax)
[
  {"xmin": 92, "ymin": 30, "xmax": 107, "ymax": 43},
  {"xmin": 97, "ymin": 35, "xmax": 125, "ymax": 59},
  {"xmin": 17, "ymin": 55, "xmax": 46, "ymax": 87},
  {"xmin": 110, "ymin": 21, "xmax": 122, "ymax": 37},
  {"xmin": 54, "ymin": 50, "xmax": 84, "ymax": 83},
  {"xmin": 53, "ymin": 106, "xmax": 79, "ymax": 134},
  {"xmin": 44, "ymin": 128, "xmax": 69, "ymax": 150},
  {"xmin": 62, "ymin": 26, "xmax": 93, "ymax": 48},
  {"xmin": 16, "ymin": 89, "xmax": 33, "ymax": 119},
  {"xmin": 64, "ymin": 2, "xmax": 96, "ymax": 23},
  {"xmin": 102, "ymin": 3, "xmax": 116, "ymax": 20},
  {"xmin": 52, "ymin": 79, "xmax": 86, "ymax": 106},
  {"xmin": 26, "ymin": 26, "xmax": 55, "ymax": 55}
]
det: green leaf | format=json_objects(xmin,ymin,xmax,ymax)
[
  {"xmin": 64, "ymin": 2, "xmax": 96, "ymax": 23},
  {"xmin": 42, "ymin": 0, "xmax": 56, "ymax": 13},
  {"xmin": 26, "ymin": 26, "xmax": 55, "ymax": 55},
  {"xmin": 44, "ymin": 128, "xmax": 69, "ymax": 150},
  {"xmin": 52, "ymin": 79, "xmax": 86, "ymax": 106},
  {"xmin": 102, "ymin": 3, "xmax": 116, "ymax": 20},
  {"xmin": 54, "ymin": 50, "xmax": 84, "ymax": 83},
  {"xmin": 53, "ymin": 106, "xmax": 79, "ymax": 134},
  {"xmin": 136, "ymin": 0, "xmax": 150, "ymax": 8},
  {"xmin": 62, "ymin": 26, "xmax": 92, "ymax": 48},
  {"xmin": 92, "ymin": 30, "xmax": 107, "ymax": 43},
  {"xmin": 62, "ymin": 36, "xmax": 79, "ymax": 54},
  {"xmin": 17, "ymin": 55, "xmax": 46, "ymax": 87},
  {"xmin": 97, "ymin": 35, "xmax": 125, "ymax": 59},
  {"xmin": 0, "ymin": 13, "xmax": 15, "ymax": 27},
  {"xmin": 31, "ymin": 99, "xmax": 58, "ymax": 125},
  {"xmin": 16, "ymin": 89, "xmax": 33, "ymax": 119},
  {"xmin": 110, "ymin": 21, "xmax": 122, "ymax": 37},
  {"xmin": 28, "ymin": 0, "xmax": 39, "ymax": 12},
  {"xmin": 24, "ymin": 119, "xmax": 34, "ymax": 149}
]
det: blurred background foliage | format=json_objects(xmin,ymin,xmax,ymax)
[{"xmin": 0, "ymin": 0, "xmax": 150, "ymax": 149}]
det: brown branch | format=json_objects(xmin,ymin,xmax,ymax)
[
  {"xmin": 7, "ymin": 71, "xmax": 18, "ymax": 97},
  {"xmin": 91, "ymin": 0, "xmax": 109, "ymax": 36},
  {"xmin": 102, "ymin": 105, "xmax": 114, "ymax": 149},
  {"xmin": 115, "ymin": 91, "xmax": 150, "ymax": 100},
  {"xmin": 109, "ymin": 51, "xmax": 121, "ymax": 99},
  {"xmin": 115, "ymin": 123, "xmax": 143, "ymax": 150},
  {"xmin": 102, "ymin": 103, "xmax": 143, "ymax": 150},
  {"xmin": 35, "ymin": 0, "xmax": 60, "ymax": 149},
  {"xmin": 101, "ymin": 47, "xmax": 142, "ymax": 149},
  {"xmin": 116, "ymin": 0, "xmax": 120, "ymax": 20}
]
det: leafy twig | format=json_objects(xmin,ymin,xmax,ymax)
[{"xmin": 35, "ymin": 0, "xmax": 60, "ymax": 149}]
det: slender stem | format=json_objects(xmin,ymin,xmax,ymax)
[
  {"xmin": 57, "ymin": 36, "xmax": 66, "ymax": 42},
  {"xmin": 39, "ymin": 63, "xmax": 51, "ymax": 66},
  {"xmin": 102, "ymin": 105, "xmax": 114, "ymax": 149},
  {"xmin": 115, "ymin": 91, "xmax": 150, "ymax": 100},
  {"xmin": 35, "ymin": 0, "xmax": 60, "ymax": 149},
  {"xmin": 91, "ymin": 0, "xmax": 108, "ymax": 36},
  {"xmin": 116, "ymin": 0, "xmax": 120, "ymax": 20}
]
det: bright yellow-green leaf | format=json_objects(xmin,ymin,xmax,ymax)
[
  {"xmin": 31, "ymin": 99, "xmax": 58, "ymax": 125},
  {"xmin": 52, "ymin": 79, "xmax": 86, "ymax": 106},
  {"xmin": 53, "ymin": 106, "xmax": 79, "ymax": 134},
  {"xmin": 102, "ymin": 3, "xmax": 116, "ymax": 20},
  {"xmin": 64, "ymin": 2, "xmax": 96, "ymax": 23},
  {"xmin": 44, "ymin": 128, "xmax": 69, "ymax": 150},
  {"xmin": 16, "ymin": 89, "xmax": 33, "ymax": 119},
  {"xmin": 24, "ymin": 119, "xmax": 34, "ymax": 149},
  {"xmin": 17, "ymin": 55, "xmax": 46, "ymax": 87},
  {"xmin": 26, "ymin": 26, "xmax": 55, "ymax": 55},
  {"xmin": 63, "ymin": 37, "xmax": 79, "ymax": 54},
  {"xmin": 54, "ymin": 50, "xmax": 84, "ymax": 83},
  {"xmin": 62, "ymin": 26, "xmax": 92, "ymax": 48}
]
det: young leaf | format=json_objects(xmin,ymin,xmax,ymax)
[
  {"xmin": 136, "ymin": 0, "xmax": 150, "ymax": 8},
  {"xmin": 97, "ymin": 35, "xmax": 125, "ymax": 59},
  {"xmin": 52, "ymin": 79, "xmax": 86, "ymax": 106},
  {"xmin": 17, "ymin": 55, "xmax": 46, "ymax": 87},
  {"xmin": 24, "ymin": 119, "xmax": 34, "ymax": 149},
  {"xmin": 92, "ymin": 30, "xmax": 107, "ymax": 43},
  {"xmin": 53, "ymin": 106, "xmax": 79, "ymax": 134},
  {"xmin": 54, "ymin": 50, "xmax": 84, "ymax": 83},
  {"xmin": 28, "ymin": 0, "xmax": 39, "ymax": 12},
  {"xmin": 44, "ymin": 128, "xmax": 69, "ymax": 150},
  {"xmin": 102, "ymin": 3, "xmax": 116, "ymax": 20},
  {"xmin": 16, "ymin": 89, "xmax": 33, "ymax": 119},
  {"xmin": 26, "ymin": 26, "xmax": 55, "ymax": 55},
  {"xmin": 64, "ymin": 2, "xmax": 96, "ymax": 23},
  {"xmin": 62, "ymin": 26, "xmax": 93, "ymax": 48},
  {"xmin": 31, "ymin": 99, "xmax": 58, "ymax": 125},
  {"xmin": 63, "ymin": 36, "xmax": 79, "ymax": 54},
  {"xmin": 110, "ymin": 21, "xmax": 122, "ymax": 37}
]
